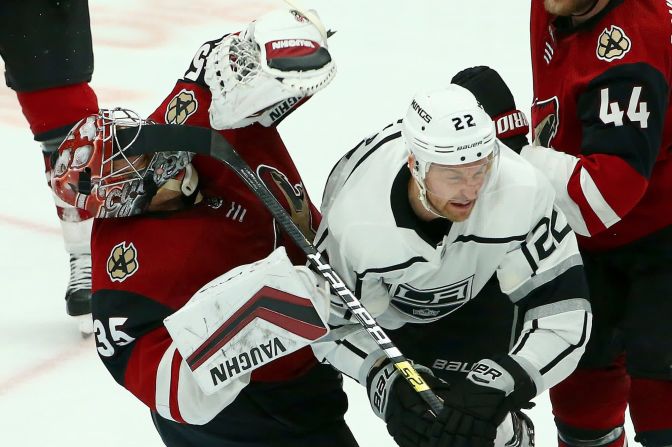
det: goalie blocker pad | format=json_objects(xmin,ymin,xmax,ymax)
[{"xmin": 164, "ymin": 247, "xmax": 330, "ymax": 395}]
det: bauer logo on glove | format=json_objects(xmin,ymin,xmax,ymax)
[
  {"xmin": 163, "ymin": 247, "xmax": 332, "ymax": 395},
  {"xmin": 204, "ymin": 8, "xmax": 336, "ymax": 130}
]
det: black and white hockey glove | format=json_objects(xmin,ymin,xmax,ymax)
[
  {"xmin": 451, "ymin": 66, "xmax": 530, "ymax": 153},
  {"xmin": 426, "ymin": 356, "xmax": 537, "ymax": 447},
  {"xmin": 366, "ymin": 359, "xmax": 449, "ymax": 447},
  {"xmin": 204, "ymin": 8, "xmax": 336, "ymax": 129}
]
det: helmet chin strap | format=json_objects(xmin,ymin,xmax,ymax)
[{"xmin": 411, "ymin": 171, "xmax": 449, "ymax": 220}]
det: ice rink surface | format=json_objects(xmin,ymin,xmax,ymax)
[{"xmin": 0, "ymin": 1, "xmax": 639, "ymax": 445}]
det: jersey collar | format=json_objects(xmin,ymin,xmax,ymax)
[
  {"xmin": 552, "ymin": 0, "xmax": 624, "ymax": 34},
  {"xmin": 390, "ymin": 166, "xmax": 452, "ymax": 247}
]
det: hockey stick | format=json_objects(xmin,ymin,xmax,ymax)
[{"xmin": 120, "ymin": 123, "xmax": 444, "ymax": 414}]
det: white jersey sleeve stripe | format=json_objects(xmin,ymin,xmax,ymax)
[{"xmin": 579, "ymin": 167, "xmax": 621, "ymax": 229}]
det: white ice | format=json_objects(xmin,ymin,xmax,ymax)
[{"xmin": 0, "ymin": 1, "xmax": 639, "ymax": 445}]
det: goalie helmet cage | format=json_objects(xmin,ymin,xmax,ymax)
[{"xmin": 115, "ymin": 122, "xmax": 443, "ymax": 414}]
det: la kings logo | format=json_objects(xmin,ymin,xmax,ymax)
[
  {"xmin": 596, "ymin": 25, "xmax": 631, "ymax": 62},
  {"xmin": 389, "ymin": 276, "xmax": 474, "ymax": 320},
  {"xmin": 107, "ymin": 241, "xmax": 139, "ymax": 282}
]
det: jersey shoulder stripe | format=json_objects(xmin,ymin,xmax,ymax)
[
  {"xmin": 327, "ymin": 120, "xmax": 404, "ymax": 186},
  {"xmin": 345, "ymin": 129, "xmax": 403, "ymax": 183}
]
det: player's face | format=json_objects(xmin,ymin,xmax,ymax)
[
  {"xmin": 542, "ymin": 0, "xmax": 596, "ymax": 15},
  {"xmin": 104, "ymin": 152, "xmax": 151, "ymax": 189},
  {"xmin": 423, "ymin": 157, "xmax": 492, "ymax": 222},
  {"xmin": 106, "ymin": 152, "xmax": 183, "ymax": 211}
]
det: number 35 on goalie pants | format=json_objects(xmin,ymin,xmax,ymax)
[{"xmin": 163, "ymin": 247, "xmax": 331, "ymax": 395}]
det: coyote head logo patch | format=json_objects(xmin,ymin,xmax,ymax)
[{"xmin": 531, "ymin": 96, "xmax": 560, "ymax": 147}]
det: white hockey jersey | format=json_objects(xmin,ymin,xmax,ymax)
[{"xmin": 313, "ymin": 120, "xmax": 592, "ymax": 398}]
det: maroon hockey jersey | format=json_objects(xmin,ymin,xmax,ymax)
[
  {"xmin": 527, "ymin": 0, "xmax": 672, "ymax": 251},
  {"xmin": 91, "ymin": 39, "xmax": 321, "ymax": 424}
]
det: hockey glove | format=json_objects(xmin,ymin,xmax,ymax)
[
  {"xmin": 451, "ymin": 66, "xmax": 529, "ymax": 152},
  {"xmin": 367, "ymin": 359, "xmax": 449, "ymax": 447},
  {"xmin": 205, "ymin": 8, "xmax": 336, "ymax": 129},
  {"xmin": 426, "ymin": 356, "xmax": 537, "ymax": 447}
]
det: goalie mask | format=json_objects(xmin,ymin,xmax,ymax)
[
  {"xmin": 51, "ymin": 108, "xmax": 196, "ymax": 218},
  {"xmin": 403, "ymin": 85, "xmax": 499, "ymax": 220}
]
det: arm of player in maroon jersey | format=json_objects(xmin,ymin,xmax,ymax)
[
  {"xmin": 147, "ymin": 34, "xmax": 223, "ymax": 128},
  {"xmin": 521, "ymin": 63, "xmax": 668, "ymax": 236},
  {"xmin": 91, "ymin": 288, "xmax": 250, "ymax": 425}
]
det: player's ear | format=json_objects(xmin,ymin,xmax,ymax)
[{"xmin": 407, "ymin": 154, "xmax": 416, "ymax": 171}]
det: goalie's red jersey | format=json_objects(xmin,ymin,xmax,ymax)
[
  {"xmin": 529, "ymin": 0, "xmax": 672, "ymax": 251},
  {"xmin": 90, "ymin": 70, "xmax": 322, "ymax": 424}
]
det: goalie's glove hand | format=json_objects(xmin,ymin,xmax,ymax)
[
  {"xmin": 425, "ymin": 357, "xmax": 537, "ymax": 447},
  {"xmin": 366, "ymin": 359, "xmax": 449, "ymax": 447},
  {"xmin": 451, "ymin": 66, "xmax": 529, "ymax": 153},
  {"xmin": 205, "ymin": 8, "xmax": 336, "ymax": 130}
]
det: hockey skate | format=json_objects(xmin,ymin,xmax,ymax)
[
  {"xmin": 66, "ymin": 253, "xmax": 93, "ymax": 337},
  {"xmin": 506, "ymin": 411, "xmax": 535, "ymax": 447}
]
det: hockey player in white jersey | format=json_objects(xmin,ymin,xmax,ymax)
[{"xmin": 312, "ymin": 85, "xmax": 592, "ymax": 447}]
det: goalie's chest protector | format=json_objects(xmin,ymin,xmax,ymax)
[{"xmin": 325, "ymin": 135, "xmax": 533, "ymax": 324}]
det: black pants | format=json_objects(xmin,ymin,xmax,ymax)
[
  {"xmin": 152, "ymin": 363, "xmax": 359, "ymax": 447},
  {"xmin": 389, "ymin": 274, "xmax": 517, "ymax": 383},
  {"xmin": 0, "ymin": 0, "xmax": 93, "ymax": 92},
  {"xmin": 578, "ymin": 225, "xmax": 672, "ymax": 379}
]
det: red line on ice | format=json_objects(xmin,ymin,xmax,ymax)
[
  {"xmin": 0, "ymin": 214, "xmax": 61, "ymax": 236},
  {"xmin": 0, "ymin": 339, "xmax": 91, "ymax": 395}
]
